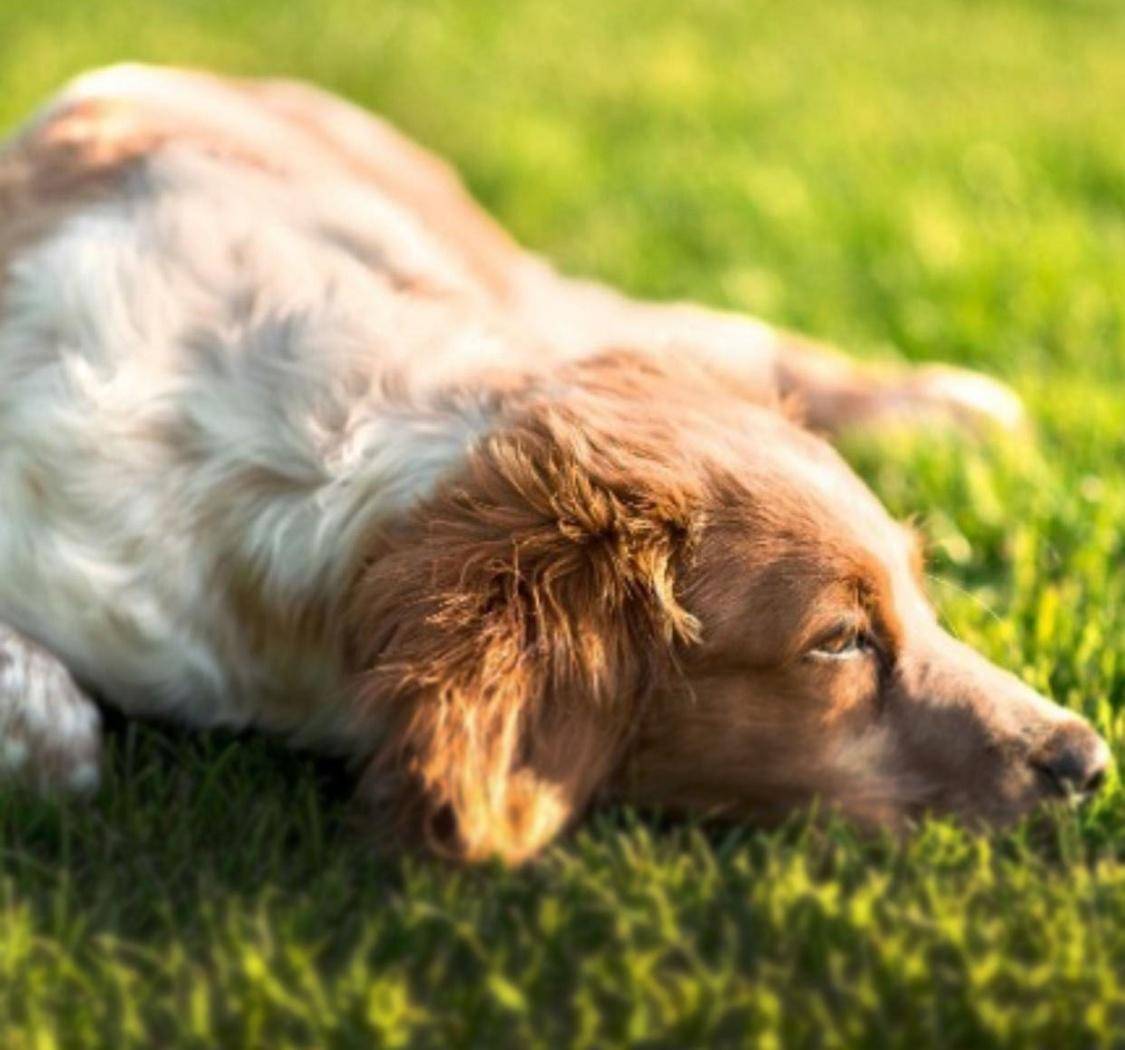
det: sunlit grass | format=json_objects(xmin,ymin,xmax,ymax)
[{"xmin": 2, "ymin": 0, "xmax": 1125, "ymax": 1045}]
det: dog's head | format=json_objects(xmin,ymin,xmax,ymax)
[{"xmin": 348, "ymin": 353, "xmax": 1109, "ymax": 862}]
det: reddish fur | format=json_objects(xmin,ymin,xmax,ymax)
[
  {"xmin": 0, "ymin": 68, "xmax": 1102, "ymax": 864},
  {"xmin": 347, "ymin": 355, "xmax": 707, "ymax": 860},
  {"xmin": 343, "ymin": 354, "xmax": 1102, "ymax": 862}
]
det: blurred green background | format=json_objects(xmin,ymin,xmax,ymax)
[{"xmin": 2, "ymin": 1, "xmax": 1125, "ymax": 1046}]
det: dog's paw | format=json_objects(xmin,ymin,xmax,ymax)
[
  {"xmin": 0, "ymin": 626, "xmax": 101, "ymax": 794},
  {"xmin": 897, "ymin": 365, "xmax": 1026, "ymax": 433}
]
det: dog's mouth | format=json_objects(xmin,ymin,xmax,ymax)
[
  {"xmin": 901, "ymin": 759, "xmax": 1107, "ymax": 828},
  {"xmin": 1032, "ymin": 762, "xmax": 1105, "ymax": 807}
]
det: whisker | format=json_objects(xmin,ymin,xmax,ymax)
[{"xmin": 924, "ymin": 571, "xmax": 1004, "ymax": 640}]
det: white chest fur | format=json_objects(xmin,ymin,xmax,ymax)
[{"xmin": 0, "ymin": 148, "xmax": 507, "ymax": 747}]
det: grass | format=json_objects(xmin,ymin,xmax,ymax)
[{"xmin": 2, "ymin": 0, "xmax": 1125, "ymax": 1045}]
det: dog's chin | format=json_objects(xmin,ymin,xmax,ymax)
[
  {"xmin": 734, "ymin": 779, "xmax": 1062, "ymax": 838},
  {"xmin": 884, "ymin": 776, "xmax": 1095, "ymax": 836}
]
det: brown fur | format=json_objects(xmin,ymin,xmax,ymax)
[
  {"xmin": 342, "ymin": 355, "xmax": 1106, "ymax": 861},
  {"xmin": 0, "ymin": 68, "xmax": 1103, "ymax": 864},
  {"xmin": 347, "ymin": 355, "xmax": 707, "ymax": 860},
  {"xmin": 237, "ymin": 76, "xmax": 523, "ymax": 301}
]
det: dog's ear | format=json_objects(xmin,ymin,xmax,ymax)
[{"xmin": 347, "ymin": 395, "xmax": 700, "ymax": 863}]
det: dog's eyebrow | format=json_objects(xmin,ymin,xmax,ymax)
[
  {"xmin": 807, "ymin": 610, "xmax": 866, "ymax": 647},
  {"xmin": 853, "ymin": 560, "xmax": 905, "ymax": 662}
]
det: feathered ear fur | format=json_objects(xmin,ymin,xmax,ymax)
[{"xmin": 346, "ymin": 365, "xmax": 702, "ymax": 863}]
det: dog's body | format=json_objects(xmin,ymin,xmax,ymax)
[{"xmin": 0, "ymin": 66, "xmax": 1106, "ymax": 861}]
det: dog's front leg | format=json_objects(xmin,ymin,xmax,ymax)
[
  {"xmin": 519, "ymin": 269, "xmax": 1024, "ymax": 434},
  {"xmin": 0, "ymin": 623, "xmax": 101, "ymax": 794},
  {"xmin": 634, "ymin": 306, "xmax": 1024, "ymax": 434},
  {"xmin": 761, "ymin": 326, "xmax": 1027, "ymax": 435}
]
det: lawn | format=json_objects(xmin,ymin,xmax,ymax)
[{"xmin": 2, "ymin": 0, "xmax": 1125, "ymax": 1046}]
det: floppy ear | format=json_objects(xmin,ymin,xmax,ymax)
[{"xmin": 346, "ymin": 397, "xmax": 700, "ymax": 863}]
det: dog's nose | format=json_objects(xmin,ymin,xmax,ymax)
[{"xmin": 1031, "ymin": 722, "xmax": 1111, "ymax": 798}]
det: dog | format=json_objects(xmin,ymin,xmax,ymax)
[{"xmin": 0, "ymin": 65, "xmax": 1109, "ymax": 862}]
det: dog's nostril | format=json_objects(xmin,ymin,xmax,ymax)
[
  {"xmin": 1084, "ymin": 767, "xmax": 1107, "ymax": 796},
  {"xmin": 1032, "ymin": 725, "xmax": 1110, "ymax": 799}
]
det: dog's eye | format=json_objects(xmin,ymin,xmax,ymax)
[{"xmin": 808, "ymin": 626, "xmax": 870, "ymax": 660}]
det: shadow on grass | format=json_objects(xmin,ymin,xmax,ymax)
[
  {"xmin": 2, "ymin": 707, "xmax": 1115, "ymax": 952},
  {"xmin": 2, "ymin": 711, "xmax": 1120, "ymax": 1050}
]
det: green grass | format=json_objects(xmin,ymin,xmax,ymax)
[{"xmin": 3, "ymin": 0, "xmax": 1125, "ymax": 1045}]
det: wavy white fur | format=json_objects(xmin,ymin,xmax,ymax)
[{"xmin": 0, "ymin": 71, "xmax": 532, "ymax": 751}]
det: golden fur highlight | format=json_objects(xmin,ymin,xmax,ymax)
[{"xmin": 347, "ymin": 359, "xmax": 706, "ymax": 861}]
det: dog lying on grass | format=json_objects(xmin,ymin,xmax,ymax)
[{"xmin": 0, "ymin": 65, "xmax": 1109, "ymax": 862}]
